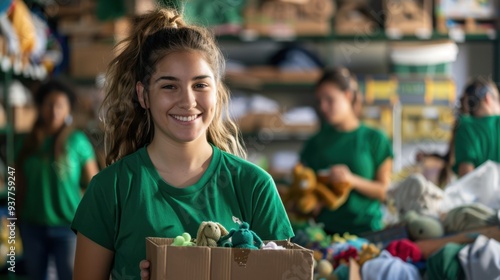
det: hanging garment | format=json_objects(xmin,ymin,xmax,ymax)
[
  {"xmin": 0, "ymin": 13, "xmax": 19, "ymax": 55},
  {"xmin": 9, "ymin": 0, "xmax": 36, "ymax": 55}
]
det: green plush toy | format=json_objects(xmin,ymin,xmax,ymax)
[
  {"xmin": 172, "ymin": 232, "xmax": 195, "ymax": 246},
  {"xmin": 218, "ymin": 222, "xmax": 263, "ymax": 249},
  {"xmin": 404, "ymin": 210, "xmax": 444, "ymax": 241}
]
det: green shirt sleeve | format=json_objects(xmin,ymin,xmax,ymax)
[
  {"xmin": 71, "ymin": 174, "xmax": 116, "ymax": 251},
  {"xmin": 250, "ymin": 178, "xmax": 294, "ymax": 241},
  {"xmin": 453, "ymin": 119, "xmax": 476, "ymax": 173},
  {"xmin": 371, "ymin": 129, "xmax": 393, "ymax": 168},
  {"xmin": 68, "ymin": 131, "xmax": 96, "ymax": 165}
]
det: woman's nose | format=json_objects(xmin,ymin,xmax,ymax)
[{"xmin": 178, "ymin": 88, "xmax": 197, "ymax": 109}]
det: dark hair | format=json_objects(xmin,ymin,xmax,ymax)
[
  {"xmin": 315, "ymin": 67, "xmax": 362, "ymax": 117},
  {"xmin": 16, "ymin": 78, "xmax": 77, "ymax": 175},
  {"xmin": 461, "ymin": 78, "xmax": 499, "ymax": 117},
  {"xmin": 34, "ymin": 79, "xmax": 77, "ymax": 110},
  {"xmin": 433, "ymin": 78, "xmax": 498, "ymax": 187}
]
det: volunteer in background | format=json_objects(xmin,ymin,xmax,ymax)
[
  {"xmin": 300, "ymin": 68, "xmax": 393, "ymax": 235},
  {"xmin": 453, "ymin": 78, "xmax": 500, "ymax": 177},
  {"xmin": 71, "ymin": 8, "xmax": 294, "ymax": 280},
  {"xmin": 15, "ymin": 79, "xmax": 99, "ymax": 280}
]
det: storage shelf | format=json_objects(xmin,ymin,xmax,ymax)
[
  {"xmin": 242, "ymin": 131, "xmax": 314, "ymax": 142},
  {"xmin": 217, "ymin": 31, "xmax": 496, "ymax": 43}
]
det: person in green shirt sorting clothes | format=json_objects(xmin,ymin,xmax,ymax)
[
  {"xmin": 300, "ymin": 68, "xmax": 393, "ymax": 235},
  {"xmin": 453, "ymin": 78, "xmax": 500, "ymax": 177},
  {"xmin": 15, "ymin": 79, "xmax": 99, "ymax": 280},
  {"xmin": 71, "ymin": 8, "xmax": 294, "ymax": 280}
]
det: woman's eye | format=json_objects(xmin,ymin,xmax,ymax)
[
  {"xmin": 161, "ymin": 84, "xmax": 176, "ymax": 90},
  {"xmin": 194, "ymin": 83, "xmax": 209, "ymax": 89}
]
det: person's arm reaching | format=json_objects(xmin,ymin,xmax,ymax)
[{"xmin": 74, "ymin": 233, "xmax": 114, "ymax": 280}]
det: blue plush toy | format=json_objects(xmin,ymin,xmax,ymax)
[{"xmin": 218, "ymin": 222, "xmax": 263, "ymax": 249}]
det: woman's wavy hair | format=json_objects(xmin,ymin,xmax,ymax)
[{"xmin": 102, "ymin": 8, "xmax": 245, "ymax": 165}]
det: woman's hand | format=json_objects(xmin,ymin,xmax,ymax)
[
  {"xmin": 140, "ymin": 260, "xmax": 150, "ymax": 280},
  {"xmin": 329, "ymin": 164, "xmax": 353, "ymax": 184}
]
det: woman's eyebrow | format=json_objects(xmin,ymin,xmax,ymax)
[
  {"xmin": 154, "ymin": 76, "xmax": 178, "ymax": 83},
  {"xmin": 154, "ymin": 75, "xmax": 212, "ymax": 83}
]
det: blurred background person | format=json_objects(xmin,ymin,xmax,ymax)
[
  {"xmin": 300, "ymin": 67, "xmax": 393, "ymax": 235},
  {"xmin": 15, "ymin": 79, "xmax": 99, "ymax": 280},
  {"xmin": 453, "ymin": 78, "xmax": 500, "ymax": 177}
]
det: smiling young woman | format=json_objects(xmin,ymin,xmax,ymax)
[{"xmin": 71, "ymin": 8, "xmax": 294, "ymax": 280}]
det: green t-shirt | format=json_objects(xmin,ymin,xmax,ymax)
[
  {"xmin": 300, "ymin": 123, "xmax": 393, "ymax": 235},
  {"xmin": 71, "ymin": 145, "xmax": 294, "ymax": 280},
  {"xmin": 18, "ymin": 130, "xmax": 95, "ymax": 226},
  {"xmin": 426, "ymin": 243, "xmax": 466, "ymax": 280},
  {"xmin": 453, "ymin": 115, "xmax": 500, "ymax": 173}
]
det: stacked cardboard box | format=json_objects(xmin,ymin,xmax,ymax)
[
  {"xmin": 243, "ymin": 0, "xmax": 335, "ymax": 36},
  {"xmin": 56, "ymin": 0, "xmax": 132, "ymax": 78}
]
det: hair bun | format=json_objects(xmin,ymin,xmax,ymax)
[{"xmin": 169, "ymin": 14, "xmax": 180, "ymax": 28}]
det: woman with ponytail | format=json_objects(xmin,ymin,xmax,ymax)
[
  {"xmin": 71, "ymin": 8, "xmax": 293, "ymax": 279},
  {"xmin": 16, "ymin": 79, "xmax": 98, "ymax": 280},
  {"xmin": 453, "ymin": 78, "xmax": 500, "ymax": 177},
  {"xmin": 299, "ymin": 67, "xmax": 393, "ymax": 235}
]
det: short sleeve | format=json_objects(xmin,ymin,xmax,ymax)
[
  {"xmin": 71, "ymin": 175, "xmax": 116, "ymax": 251},
  {"xmin": 68, "ymin": 131, "xmax": 95, "ymax": 165},
  {"xmin": 453, "ymin": 122, "xmax": 476, "ymax": 173},
  {"xmin": 250, "ymin": 178, "xmax": 294, "ymax": 241},
  {"xmin": 372, "ymin": 130, "xmax": 393, "ymax": 169}
]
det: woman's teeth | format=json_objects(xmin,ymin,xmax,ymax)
[{"xmin": 172, "ymin": 115, "xmax": 198, "ymax": 122}]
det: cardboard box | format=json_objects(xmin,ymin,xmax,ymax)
[
  {"xmin": 70, "ymin": 41, "xmax": 115, "ymax": 78},
  {"xmin": 146, "ymin": 238, "xmax": 314, "ymax": 280},
  {"xmin": 384, "ymin": 0, "xmax": 433, "ymax": 36}
]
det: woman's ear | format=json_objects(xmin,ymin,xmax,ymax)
[
  {"xmin": 345, "ymin": 89, "xmax": 354, "ymax": 103},
  {"xmin": 136, "ymin": 81, "xmax": 149, "ymax": 109}
]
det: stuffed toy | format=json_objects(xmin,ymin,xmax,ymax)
[
  {"xmin": 172, "ymin": 232, "xmax": 195, "ymax": 246},
  {"xmin": 332, "ymin": 233, "xmax": 346, "ymax": 244},
  {"xmin": 333, "ymin": 247, "xmax": 358, "ymax": 269},
  {"xmin": 344, "ymin": 233, "xmax": 369, "ymax": 251},
  {"xmin": 315, "ymin": 259, "xmax": 336, "ymax": 280},
  {"xmin": 385, "ymin": 239, "xmax": 422, "ymax": 263},
  {"xmin": 404, "ymin": 210, "xmax": 444, "ymax": 241},
  {"xmin": 286, "ymin": 164, "xmax": 351, "ymax": 215},
  {"xmin": 196, "ymin": 221, "xmax": 229, "ymax": 247},
  {"xmin": 358, "ymin": 243, "xmax": 380, "ymax": 266},
  {"xmin": 262, "ymin": 241, "xmax": 285, "ymax": 250},
  {"xmin": 218, "ymin": 222, "xmax": 263, "ymax": 249}
]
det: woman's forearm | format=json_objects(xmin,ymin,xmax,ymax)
[{"xmin": 350, "ymin": 175, "xmax": 388, "ymax": 201}]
